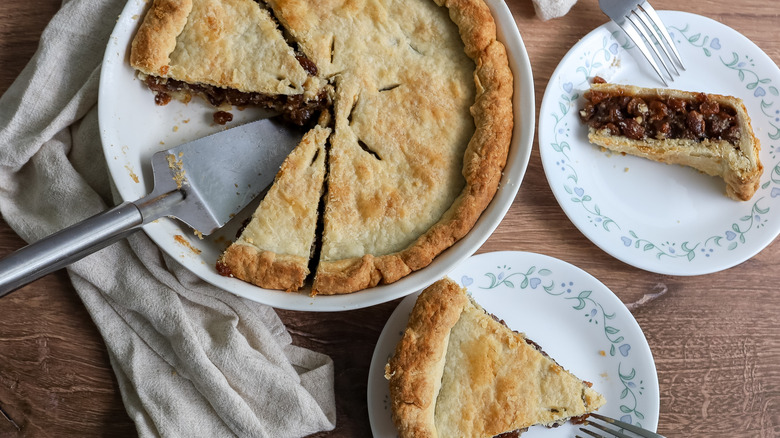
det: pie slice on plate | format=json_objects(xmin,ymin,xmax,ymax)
[
  {"xmin": 579, "ymin": 80, "xmax": 762, "ymax": 201},
  {"xmin": 385, "ymin": 278, "xmax": 606, "ymax": 437}
]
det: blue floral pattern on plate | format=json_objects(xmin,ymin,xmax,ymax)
[
  {"xmin": 539, "ymin": 11, "xmax": 780, "ymax": 275},
  {"xmin": 367, "ymin": 252, "xmax": 660, "ymax": 437}
]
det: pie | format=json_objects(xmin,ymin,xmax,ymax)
[
  {"xmin": 579, "ymin": 79, "xmax": 762, "ymax": 201},
  {"xmin": 130, "ymin": 0, "xmax": 514, "ymax": 295},
  {"xmin": 384, "ymin": 278, "xmax": 606, "ymax": 437}
]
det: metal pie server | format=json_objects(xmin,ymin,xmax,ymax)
[{"xmin": 0, "ymin": 117, "xmax": 303, "ymax": 296}]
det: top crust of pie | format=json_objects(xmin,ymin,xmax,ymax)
[
  {"xmin": 385, "ymin": 278, "xmax": 606, "ymax": 437},
  {"xmin": 310, "ymin": 0, "xmax": 513, "ymax": 295},
  {"xmin": 585, "ymin": 82, "xmax": 762, "ymax": 201}
]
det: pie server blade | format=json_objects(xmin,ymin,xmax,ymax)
[{"xmin": 0, "ymin": 117, "xmax": 303, "ymax": 296}]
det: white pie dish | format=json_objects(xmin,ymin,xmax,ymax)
[{"xmin": 97, "ymin": 0, "xmax": 534, "ymax": 311}]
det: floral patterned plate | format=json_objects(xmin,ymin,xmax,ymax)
[
  {"xmin": 367, "ymin": 251, "xmax": 659, "ymax": 437},
  {"xmin": 539, "ymin": 11, "xmax": 780, "ymax": 275}
]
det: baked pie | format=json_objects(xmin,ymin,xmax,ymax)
[
  {"xmin": 579, "ymin": 79, "xmax": 762, "ymax": 201},
  {"xmin": 385, "ymin": 278, "xmax": 606, "ymax": 437},
  {"xmin": 130, "ymin": 0, "xmax": 514, "ymax": 295}
]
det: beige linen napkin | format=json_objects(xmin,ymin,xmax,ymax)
[
  {"xmin": 0, "ymin": 0, "xmax": 336, "ymax": 436},
  {"xmin": 532, "ymin": 0, "xmax": 578, "ymax": 20}
]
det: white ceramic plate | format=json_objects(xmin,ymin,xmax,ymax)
[
  {"xmin": 367, "ymin": 251, "xmax": 660, "ymax": 436},
  {"xmin": 97, "ymin": 0, "xmax": 534, "ymax": 311},
  {"xmin": 539, "ymin": 11, "xmax": 780, "ymax": 276}
]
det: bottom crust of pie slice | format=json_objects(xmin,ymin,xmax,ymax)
[
  {"xmin": 385, "ymin": 278, "xmax": 606, "ymax": 438},
  {"xmin": 216, "ymin": 124, "xmax": 330, "ymax": 292}
]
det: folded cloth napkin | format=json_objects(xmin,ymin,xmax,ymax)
[
  {"xmin": 532, "ymin": 0, "xmax": 578, "ymax": 20},
  {"xmin": 0, "ymin": 0, "xmax": 336, "ymax": 436}
]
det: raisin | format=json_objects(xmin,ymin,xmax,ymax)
[
  {"xmin": 627, "ymin": 97, "xmax": 647, "ymax": 116},
  {"xmin": 648, "ymin": 100, "xmax": 669, "ymax": 121},
  {"xmin": 579, "ymin": 103, "xmax": 595, "ymax": 122},
  {"xmin": 699, "ymin": 99, "xmax": 720, "ymax": 115},
  {"xmin": 296, "ymin": 54, "xmax": 318, "ymax": 76},
  {"xmin": 215, "ymin": 260, "xmax": 232, "ymax": 277},
  {"xmin": 587, "ymin": 90, "xmax": 609, "ymax": 105},
  {"xmin": 668, "ymin": 97, "xmax": 687, "ymax": 113},
  {"xmin": 724, "ymin": 125, "xmax": 741, "ymax": 144},
  {"xmin": 618, "ymin": 118, "xmax": 645, "ymax": 140},
  {"xmin": 707, "ymin": 112, "xmax": 732, "ymax": 137},
  {"xmin": 213, "ymin": 111, "xmax": 233, "ymax": 125},
  {"xmin": 604, "ymin": 123, "xmax": 620, "ymax": 136},
  {"xmin": 606, "ymin": 103, "xmax": 624, "ymax": 123},
  {"xmin": 592, "ymin": 76, "xmax": 607, "ymax": 84},
  {"xmin": 686, "ymin": 110, "xmax": 706, "ymax": 138},
  {"xmin": 652, "ymin": 120, "xmax": 671, "ymax": 139},
  {"xmin": 154, "ymin": 92, "xmax": 172, "ymax": 106}
]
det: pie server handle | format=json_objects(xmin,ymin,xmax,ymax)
[{"xmin": 0, "ymin": 191, "xmax": 182, "ymax": 297}]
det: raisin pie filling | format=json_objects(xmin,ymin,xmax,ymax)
[
  {"xmin": 141, "ymin": 74, "xmax": 330, "ymax": 126},
  {"xmin": 580, "ymin": 78, "xmax": 741, "ymax": 145}
]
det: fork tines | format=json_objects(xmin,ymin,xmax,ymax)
[
  {"xmin": 614, "ymin": 1, "xmax": 686, "ymax": 85},
  {"xmin": 575, "ymin": 413, "xmax": 666, "ymax": 438}
]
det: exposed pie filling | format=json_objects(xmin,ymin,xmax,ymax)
[
  {"xmin": 579, "ymin": 77, "xmax": 741, "ymax": 145},
  {"xmin": 494, "ymin": 429, "xmax": 528, "ymax": 438},
  {"xmin": 143, "ymin": 75, "xmax": 330, "ymax": 126}
]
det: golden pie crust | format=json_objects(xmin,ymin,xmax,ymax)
[
  {"xmin": 131, "ymin": 0, "xmax": 513, "ymax": 295},
  {"xmin": 583, "ymin": 82, "xmax": 762, "ymax": 201},
  {"xmin": 385, "ymin": 278, "xmax": 606, "ymax": 437},
  {"xmin": 130, "ymin": 0, "xmax": 316, "ymax": 96},
  {"xmin": 217, "ymin": 122, "xmax": 329, "ymax": 292}
]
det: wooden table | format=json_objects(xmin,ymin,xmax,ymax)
[{"xmin": 1, "ymin": 0, "xmax": 778, "ymax": 436}]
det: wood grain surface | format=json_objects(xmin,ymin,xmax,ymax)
[{"xmin": 1, "ymin": 0, "xmax": 779, "ymax": 437}]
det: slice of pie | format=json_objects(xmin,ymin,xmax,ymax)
[
  {"xmin": 385, "ymin": 278, "xmax": 606, "ymax": 437},
  {"xmin": 216, "ymin": 119, "xmax": 329, "ymax": 292},
  {"xmin": 579, "ymin": 79, "xmax": 762, "ymax": 201},
  {"xmin": 130, "ymin": 0, "xmax": 330, "ymax": 124},
  {"xmin": 130, "ymin": 0, "xmax": 514, "ymax": 295}
]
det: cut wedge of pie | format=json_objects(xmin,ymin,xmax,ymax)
[
  {"xmin": 130, "ymin": 0, "xmax": 330, "ymax": 124},
  {"xmin": 130, "ymin": 0, "xmax": 514, "ymax": 295},
  {"xmin": 385, "ymin": 278, "xmax": 606, "ymax": 437},
  {"xmin": 217, "ymin": 119, "xmax": 330, "ymax": 292},
  {"xmin": 579, "ymin": 80, "xmax": 762, "ymax": 201}
]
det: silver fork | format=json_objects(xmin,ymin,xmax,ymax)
[
  {"xmin": 598, "ymin": 0, "xmax": 685, "ymax": 85},
  {"xmin": 576, "ymin": 413, "xmax": 666, "ymax": 438}
]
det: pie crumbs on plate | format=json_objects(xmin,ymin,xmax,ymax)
[{"xmin": 129, "ymin": 0, "xmax": 514, "ymax": 295}]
